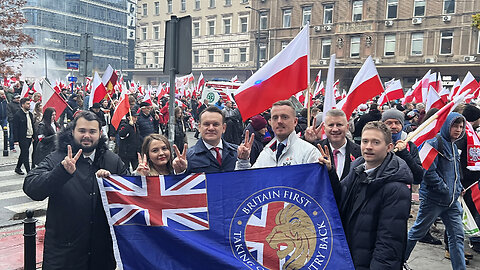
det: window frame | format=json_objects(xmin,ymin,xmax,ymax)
[
  {"xmin": 223, "ymin": 48, "xmax": 230, "ymax": 62},
  {"xmin": 195, "ymin": 0, "xmax": 201, "ymax": 10},
  {"xmin": 322, "ymin": 39, "xmax": 332, "ymax": 59},
  {"xmin": 302, "ymin": 6, "xmax": 312, "ymax": 26},
  {"xmin": 411, "ymin": 32, "xmax": 424, "ymax": 56},
  {"xmin": 154, "ymin": 2, "xmax": 160, "ymax": 15},
  {"xmin": 223, "ymin": 18, "xmax": 231, "ymax": 34},
  {"xmin": 208, "ymin": 49, "xmax": 215, "ymax": 62},
  {"xmin": 153, "ymin": 26, "xmax": 160, "ymax": 40},
  {"xmin": 142, "ymin": 3, "xmax": 147, "ymax": 16},
  {"xmin": 413, "ymin": 0, "xmax": 425, "ymax": 17},
  {"xmin": 386, "ymin": 0, "xmax": 398, "ymax": 19},
  {"xmin": 352, "ymin": 1, "xmax": 363, "ymax": 22},
  {"xmin": 240, "ymin": 17, "xmax": 248, "ymax": 33},
  {"xmin": 193, "ymin": 50, "xmax": 199, "ymax": 63},
  {"xmin": 210, "ymin": 0, "xmax": 216, "ymax": 8},
  {"xmin": 239, "ymin": 48, "xmax": 247, "ymax": 62},
  {"xmin": 283, "ymin": 9, "xmax": 292, "ymax": 28},
  {"xmin": 259, "ymin": 43, "xmax": 267, "ymax": 60},
  {"xmin": 384, "ymin": 34, "xmax": 396, "ymax": 57},
  {"xmin": 141, "ymin": 27, "xmax": 147, "ymax": 40},
  {"xmin": 443, "ymin": 0, "xmax": 455, "ymax": 14},
  {"xmin": 350, "ymin": 36, "xmax": 361, "ymax": 58},
  {"xmin": 208, "ymin": 20, "xmax": 215, "ymax": 36},
  {"xmin": 440, "ymin": 31, "xmax": 453, "ymax": 55},
  {"xmin": 323, "ymin": 4, "xmax": 334, "ymax": 25},
  {"xmin": 193, "ymin": 22, "xmax": 200, "ymax": 37},
  {"xmin": 180, "ymin": 0, "xmax": 186, "ymax": 11},
  {"xmin": 260, "ymin": 12, "xmax": 268, "ymax": 30},
  {"xmin": 167, "ymin": 0, "xmax": 172, "ymax": 13}
]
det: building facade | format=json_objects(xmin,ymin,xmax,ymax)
[
  {"xmin": 22, "ymin": 0, "xmax": 130, "ymax": 81},
  {"xmin": 130, "ymin": 0, "xmax": 253, "ymax": 85},
  {"xmin": 253, "ymin": 0, "xmax": 480, "ymax": 88}
]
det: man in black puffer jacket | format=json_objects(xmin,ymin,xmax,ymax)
[
  {"xmin": 23, "ymin": 111, "xmax": 129, "ymax": 270},
  {"xmin": 319, "ymin": 121, "xmax": 412, "ymax": 270}
]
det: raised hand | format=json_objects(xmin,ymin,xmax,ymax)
[
  {"xmin": 172, "ymin": 143, "xmax": 188, "ymax": 174},
  {"xmin": 317, "ymin": 144, "xmax": 332, "ymax": 171},
  {"xmin": 135, "ymin": 153, "xmax": 150, "ymax": 176},
  {"xmin": 237, "ymin": 130, "xmax": 255, "ymax": 160},
  {"xmin": 61, "ymin": 145, "xmax": 82, "ymax": 175},
  {"xmin": 304, "ymin": 118, "xmax": 324, "ymax": 143}
]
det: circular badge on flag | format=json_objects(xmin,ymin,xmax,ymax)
[{"xmin": 229, "ymin": 187, "xmax": 333, "ymax": 270}]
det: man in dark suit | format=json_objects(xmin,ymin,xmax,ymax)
[
  {"xmin": 172, "ymin": 106, "xmax": 237, "ymax": 174},
  {"xmin": 13, "ymin": 97, "xmax": 34, "ymax": 175},
  {"xmin": 305, "ymin": 109, "xmax": 361, "ymax": 180}
]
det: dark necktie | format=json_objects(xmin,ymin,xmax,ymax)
[
  {"xmin": 276, "ymin": 143, "xmax": 285, "ymax": 161},
  {"xmin": 333, "ymin": 149, "xmax": 340, "ymax": 168},
  {"xmin": 213, "ymin": 147, "xmax": 222, "ymax": 166}
]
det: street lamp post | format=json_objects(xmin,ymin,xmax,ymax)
[{"xmin": 246, "ymin": 5, "xmax": 261, "ymax": 71}]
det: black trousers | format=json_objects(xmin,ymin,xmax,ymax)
[{"xmin": 16, "ymin": 138, "xmax": 31, "ymax": 172}]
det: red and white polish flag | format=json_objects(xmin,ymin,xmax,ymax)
[
  {"xmin": 457, "ymin": 71, "xmax": 478, "ymax": 97},
  {"xmin": 234, "ymin": 24, "xmax": 309, "ymax": 121},
  {"xmin": 337, "ymin": 56, "xmax": 384, "ymax": 119},
  {"xmin": 413, "ymin": 70, "xmax": 430, "ymax": 103},
  {"xmin": 41, "ymin": 79, "xmax": 68, "ymax": 120},
  {"xmin": 449, "ymin": 78, "xmax": 461, "ymax": 100},
  {"xmin": 111, "ymin": 83, "xmax": 131, "ymax": 130},
  {"xmin": 88, "ymin": 72, "xmax": 108, "ymax": 108},
  {"xmin": 378, "ymin": 79, "xmax": 404, "ymax": 106},
  {"xmin": 20, "ymin": 82, "xmax": 29, "ymax": 98},
  {"xmin": 425, "ymin": 86, "xmax": 445, "ymax": 111},
  {"xmin": 438, "ymin": 87, "xmax": 450, "ymax": 103},
  {"xmin": 402, "ymin": 88, "xmax": 414, "ymax": 105},
  {"xmin": 419, "ymin": 142, "xmax": 439, "ymax": 170}
]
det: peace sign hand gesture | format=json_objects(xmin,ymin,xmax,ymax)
[
  {"xmin": 61, "ymin": 145, "xmax": 83, "ymax": 175},
  {"xmin": 135, "ymin": 153, "xmax": 151, "ymax": 176},
  {"xmin": 172, "ymin": 143, "xmax": 188, "ymax": 174},
  {"xmin": 237, "ymin": 130, "xmax": 255, "ymax": 160},
  {"xmin": 304, "ymin": 118, "xmax": 324, "ymax": 143},
  {"xmin": 317, "ymin": 144, "xmax": 332, "ymax": 171}
]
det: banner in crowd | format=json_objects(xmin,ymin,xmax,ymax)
[{"xmin": 97, "ymin": 164, "xmax": 354, "ymax": 270}]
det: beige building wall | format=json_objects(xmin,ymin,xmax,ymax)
[{"xmin": 131, "ymin": 0, "xmax": 253, "ymax": 85}]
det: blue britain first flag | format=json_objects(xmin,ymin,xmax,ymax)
[{"xmin": 97, "ymin": 164, "xmax": 355, "ymax": 270}]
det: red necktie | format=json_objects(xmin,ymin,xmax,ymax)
[
  {"xmin": 333, "ymin": 149, "xmax": 339, "ymax": 168},
  {"xmin": 213, "ymin": 147, "xmax": 222, "ymax": 166}
]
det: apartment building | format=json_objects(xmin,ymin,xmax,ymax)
[
  {"xmin": 131, "ymin": 0, "xmax": 253, "ymax": 85},
  {"xmin": 253, "ymin": 0, "xmax": 480, "ymax": 88}
]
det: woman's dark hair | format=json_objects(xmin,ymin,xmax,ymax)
[
  {"xmin": 42, "ymin": 107, "xmax": 56, "ymax": 125},
  {"xmin": 174, "ymin": 106, "xmax": 183, "ymax": 120},
  {"xmin": 141, "ymin": 134, "xmax": 173, "ymax": 174}
]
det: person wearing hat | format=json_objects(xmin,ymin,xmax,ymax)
[
  {"xmin": 117, "ymin": 111, "xmax": 142, "ymax": 170},
  {"xmin": 89, "ymin": 102, "xmax": 107, "ymax": 127},
  {"xmin": 243, "ymin": 115, "xmax": 268, "ymax": 164},
  {"xmin": 7, "ymin": 94, "xmax": 21, "ymax": 152},
  {"xmin": 136, "ymin": 101, "xmax": 158, "ymax": 141},
  {"xmin": 353, "ymin": 103, "xmax": 382, "ymax": 144}
]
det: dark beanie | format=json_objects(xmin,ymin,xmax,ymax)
[
  {"xmin": 381, "ymin": 109, "xmax": 405, "ymax": 127},
  {"xmin": 250, "ymin": 115, "xmax": 267, "ymax": 131},
  {"xmin": 463, "ymin": 104, "xmax": 480, "ymax": 122}
]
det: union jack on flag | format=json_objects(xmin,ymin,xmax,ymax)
[{"xmin": 98, "ymin": 173, "xmax": 209, "ymax": 231}]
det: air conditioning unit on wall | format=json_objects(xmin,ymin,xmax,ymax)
[
  {"xmin": 464, "ymin": 56, "xmax": 477, "ymax": 62},
  {"xmin": 442, "ymin": 15, "xmax": 451, "ymax": 22},
  {"xmin": 314, "ymin": 26, "xmax": 322, "ymax": 32},
  {"xmin": 324, "ymin": 25, "xmax": 332, "ymax": 31},
  {"xmin": 412, "ymin": 17, "xmax": 422, "ymax": 25},
  {"xmin": 425, "ymin": 57, "xmax": 436, "ymax": 63},
  {"xmin": 385, "ymin": 20, "xmax": 393, "ymax": 27},
  {"xmin": 319, "ymin": 60, "xmax": 327, "ymax": 65}
]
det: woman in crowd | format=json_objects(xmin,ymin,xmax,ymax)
[
  {"xmin": 136, "ymin": 134, "xmax": 175, "ymax": 176},
  {"xmin": 33, "ymin": 108, "xmax": 60, "ymax": 166}
]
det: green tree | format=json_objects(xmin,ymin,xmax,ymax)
[
  {"xmin": 473, "ymin": 14, "xmax": 480, "ymax": 30},
  {"xmin": 0, "ymin": 0, "xmax": 34, "ymax": 78}
]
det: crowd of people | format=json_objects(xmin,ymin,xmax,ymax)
[{"xmin": 2, "ymin": 80, "xmax": 480, "ymax": 269}]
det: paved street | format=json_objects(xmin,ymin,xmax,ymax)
[{"xmin": 0, "ymin": 131, "xmax": 479, "ymax": 269}]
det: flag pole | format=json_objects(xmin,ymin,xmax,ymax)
[
  {"xmin": 128, "ymin": 108, "xmax": 133, "ymax": 125},
  {"xmin": 307, "ymin": 86, "xmax": 312, "ymax": 127}
]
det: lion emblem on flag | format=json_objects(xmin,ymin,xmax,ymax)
[{"xmin": 266, "ymin": 203, "xmax": 316, "ymax": 269}]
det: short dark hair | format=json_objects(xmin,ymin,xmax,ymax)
[
  {"xmin": 20, "ymin": 97, "xmax": 30, "ymax": 105},
  {"xmin": 362, "ymin": 121, "xmax": 392, "ymax": 145},
  {"xmin": 72, "ymin": 110, "xmax": 102, "ymax": 130},
  {"xmin": 453, "ymin": 117, "xmax": 465, "ymax": 125},
  {"xmin": 199, "ymin": 106, "xmax": 225, "ymax": 123}
]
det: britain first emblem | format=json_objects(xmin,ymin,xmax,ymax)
[{"xmin": 229, "ymin": 187, "xmax": 333, "ymax": 270}]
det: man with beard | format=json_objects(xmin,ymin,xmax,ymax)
[{"xmin": 23, "ymin": 111, "xmax": 128, "ymax": 270}]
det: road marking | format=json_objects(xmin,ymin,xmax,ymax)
[
  {"xmin": 5, "ymin": 200, "xmax": 47, "ymax": 213},
  {"xmin": 0, "ymin": 179, "xmax": 23, "ymax": 188},
  {"xmin": 0, "ymin": 190, "xmax": 26, "ymax": 200}
]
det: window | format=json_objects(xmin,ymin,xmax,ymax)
[
  {"xmin": 181, "ymin": 0, "xmax": 186, "ymax": 11},
  {"xmin": 225, "ymin": 0, "xmax": 231, "ymax": 6},
  {"xmin": 324, "ymin": 4, "xmax": 333, "ymax": 24},
  {"xmin": 224, "ymin": 49, "xmax": 230, "ymax": 62},
  {"xmin": 224, "ymin": 18, "xmax": 231, "ymax": 34},
  {"xmin": 193, "ymin": 22, "xmax": 200, "ymax": 37},
  {"xmin": 352, "ymin": 1, "xmax": 363, "ymax": 22},
  {"xmin": 141, "ymin": 52, "xmax": 146, "ymax": 65},
  {"xmin": 154, "ymin": 2, "xmax": 160, "ymax": 15},
  {"xmin": 167, "ymin": 0, "xmax": 172, "ymax": 13},
  {"xmin": 350, "ymin": 36, "xmax": 360, "ymax": 57},
  {"xmin": 440, "ymin": 31, "xmax": 453, "ymax": 54},
  {"xmin": 193, "ymin": 50, "xmax": 199, "ymax": 63},
  {"xmin": 386, "ymin": 0, "xmax": 398, "ymax": 19},
  {"xmin": 259, "ymin": 44, "xmax": 267, "ymax": 60},
  {"xmin": 142, "ymin": 27, "xmax": 147, "ymax": 40},
  {"xmin": 240, "ymin": 17, "xmax": 248, "ymax": 33},
  {"xmin": 443, "ymin": 0, "xmax": 455, "ymax": 14},
  {"xmin": 384, "ymin": 34, "xmax": 396, "ymax": 56},
  {"xmin": 195, "ymin": 0, "xmax": 200, "ymax": 9},
  {"xmin": 322, "ymin": 39, "xmax": 331, "ymax": 59},
  {"xmin": 210, "ymin": 0, "xmax": 215, "ymax": 8},
  {"xmin": 260, "ymin": 12, "xmax": 268, "ymax": 30},
  {"xmin": 153, "ymin": 26, "xmax": 159, "ymax": 39},
  {"xmin": 283, "ymin": 9, "xmax": 292, "ymax": 28},
  {"xmin": 281, "ymin": 41, "xmax": 289, "ymax": 50},
  {"xmin": 208, "ymin": 20, "xmax": 215, "ymax": 35},
  {"xmin": 208, "ymin": 49, "xmax": 214, "ymax": 62},
  {"xmin": 302, "ymin": 6, "xmax": 312, "ymax": 26},
  {"xmin": 239, "ymin": 48, "xmax": 247, "ymax": 62},
  {"xmin": 154, "ymin": 52, "xmax": 159, "ymax": 64},
  {"xmin": 142, "ymin": 3, "xmax": 147, "ymax": 16},
  {"xmin": 411, "ymin": 32, "xmax": 423, "ymax": 55},
  {"xmin": 413, "ymin": 0, "xmax": 425, "ymax": 17}
]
